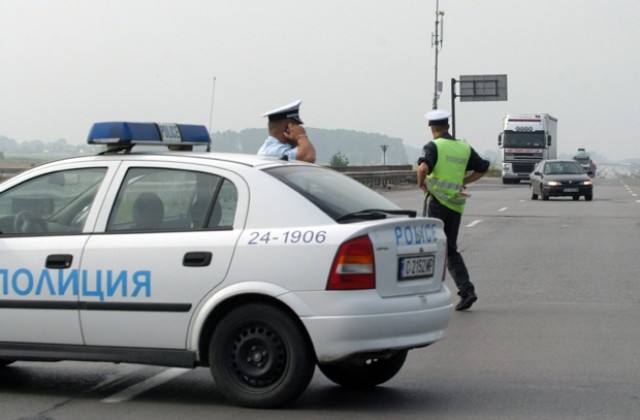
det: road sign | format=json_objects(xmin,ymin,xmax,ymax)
[{"xmin": 458, "ymin": 74, "xmax": 508, "ymax": 102}]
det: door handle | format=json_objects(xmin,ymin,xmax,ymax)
[
  {"xmin": 183, "ymin": 252, "xmax": 212, "ymax": 267},
  {"xmin": 46, "ymin": 254, "xmax": 73, "ymax": 269}
]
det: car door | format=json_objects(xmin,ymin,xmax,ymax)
[
  {"xmin": 79, "ymin": 161, "xmax": 245, "ymax": 349},
  {"xmin": 0, "ymin": 163, "xmax": 112, "ymax": 344}
]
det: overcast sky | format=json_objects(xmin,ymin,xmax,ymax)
[{"xmin": 1, "ymin": 0, "xmax": 638, "ymax": 161}]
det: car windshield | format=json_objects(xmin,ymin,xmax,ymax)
[
  {"xmin": 544, "ymin": 162, "xmax": 584, "ymax": 174},
  {"xmin": 265, "ymin": 165, "xmax": 405, "ymax": 222}
]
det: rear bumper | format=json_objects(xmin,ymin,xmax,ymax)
[{"xmin": 292, "ymin": 285, "xmax": 454, "ymax": 363}]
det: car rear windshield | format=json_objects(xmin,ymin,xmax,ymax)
[{"xmin": 265, "ymin": 166, "xmax": 402, "ymax": 222}]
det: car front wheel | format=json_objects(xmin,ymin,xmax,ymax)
[
  {"xmin": 585, "ymin": 194, "xmax": 593, "ymax": 201},
  {"xmin": 318, "ymin": 350, "xmax": 408, "ymax": 388},
  {"xmin": 209, "ymin": 303, "xmax": 315, "ymax": 408}
]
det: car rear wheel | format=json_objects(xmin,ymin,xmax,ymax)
[
  {"xmin": 318, "ymin": 350, "xmax": 408, "ymax": 388},
  {"xmin": 209, "ymin": 303, "xmax": 315, "ymax": 408}
]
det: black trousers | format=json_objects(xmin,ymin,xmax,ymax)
[{"xmin": 427, "ymin": 197, "xmax": 475, "ymax": 296}]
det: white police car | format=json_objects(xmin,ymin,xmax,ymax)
[{"xmin": 0, "ymin": 122, "xmax": 454, "ymax": 408}]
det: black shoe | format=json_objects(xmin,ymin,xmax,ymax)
[{"xmin": 456, "ymin": 292, "xmax": 477, "ymax": 311}]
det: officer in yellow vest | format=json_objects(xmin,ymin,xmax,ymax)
[{"xmin": 417, "ymin": 109, "xmax": 489, "ymax": 311}]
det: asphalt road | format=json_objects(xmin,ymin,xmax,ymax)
[{"xmin": 1, "ymin": 175, "xmax": 639, "ymax": 419}]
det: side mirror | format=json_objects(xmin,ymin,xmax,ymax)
[
  {"xmin": 498, "ymin": 134, "xmax": 502, "ymax": 147},
  {"xmin": 547, "ymin": 135, "xmax": 552, "ymax": 146},
  {"xmin": 534, "ymin": 171, "xmax": 542, "ymax": 177}
]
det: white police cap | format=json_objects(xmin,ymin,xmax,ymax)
[
  {"xmin": 424, "ymin": 109, "xmax": 451, "ymax": 126},
  {"xmin": 263, "ymin": 100, "xmax": 304, "ymax": 124}
]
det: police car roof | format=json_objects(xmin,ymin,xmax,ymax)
[{"xmin": 87, "ymin": 122, "xmax": 210, "ymax": 146}]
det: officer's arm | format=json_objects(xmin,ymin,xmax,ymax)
[
  {"xmin": 286, "ymin": 123, "xmax": 316, "ymax": 163},
  {"xmin": 463, "ymin": 170, "xmax": 487, "ymax": 187},
  {"xmin": 294, "ymin": 134, "xmax": 316, "ymax": 163},
  {"xmin": 417, "ymin": 162, "xmax": 430, "ymax": 192}
]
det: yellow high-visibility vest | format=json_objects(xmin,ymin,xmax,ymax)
[{"xmin": 426, "ymin": 138, "xmax": 471, "ymax": 213}]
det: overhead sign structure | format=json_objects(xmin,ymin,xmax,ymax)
[
  {"xmin": 458, "ymin": 74, "xmax": 508, "ymax": 102},
  {"xmin": 450, "ymin": 74, "xmax": 508, "ymax": 137}
]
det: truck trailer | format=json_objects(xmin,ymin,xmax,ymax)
[{"xmin": 498, "ymin": 114, "xmax": 558, "ymax": 184}]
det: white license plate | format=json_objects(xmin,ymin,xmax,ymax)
[
  {"xmin": 398, "ymin": 255, "xmax": 435, "ymax": 280},
  {"xmin": 564, "ymin": 188, "xmax": 579, "ymax": 192}
]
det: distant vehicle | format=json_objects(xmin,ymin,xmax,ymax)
[
  {"xmin": 573, "ymin": 148, "xmax": 597, "ymax": 178},
  {"xmin": 498, "ymin": 114, "xmax": 558, "ymax": 184},
  {"xmin": 530, "ymin": 159, "xmax": 593, "ymax": 201},
  {"xmin": 0, "ymin": 121, "xmax": 454, "ymax": 408}
]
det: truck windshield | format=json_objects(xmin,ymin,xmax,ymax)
[{"xmin": 503, "ymin": 132, "xmax": 546, "ymax": 148}]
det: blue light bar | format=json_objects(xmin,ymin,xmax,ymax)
[{"xmin": 87, "ymin": 122, "xmax": 211, "ymax": 146}]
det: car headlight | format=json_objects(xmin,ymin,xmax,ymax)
[
  {"xmin": 582, "ymin": 180, "xmax": 592, "ymax": 186},
  {"xmin": 547, "ymin": 181, "xmax": 561, "ymax": 186}
]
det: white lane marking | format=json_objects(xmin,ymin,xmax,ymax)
[
  {"xmin": 102, "ymin": 368, "xmax": 190, "ymax": 403},
  {"xmin": 499, "ymin": 207, "xmax": 508, "ymax": 212},
  {"xmin": 466, "ymin": 220, "xmax": 482, "ymax": 227},
  {"xmin": 90, "ymin": 364, "xmax": 145, "ymax": 392}
]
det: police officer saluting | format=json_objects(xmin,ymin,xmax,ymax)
[
  {"xmin": 257, "ymin": 100, "xmax": 316, "ymax": 163},
  {"xmin": 417, "ymin": 109, "xmax": 489, "ymax": 311}
]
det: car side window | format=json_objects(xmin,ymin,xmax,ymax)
[
  {"xmin": 0, "ymin": 168, "xmax": 107, "ymax": 235},
  {"xmin": 106, "ymin": 167, "xmax": 237, "ymax": 232}
]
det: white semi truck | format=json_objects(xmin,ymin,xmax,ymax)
[{"xmin": 498, "ymin": 114, "xmax": 558, "ymax": 184}]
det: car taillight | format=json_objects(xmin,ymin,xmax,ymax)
[{"xmin": 327, "ymin": 235, "xmax": 375, "ymax": 290}]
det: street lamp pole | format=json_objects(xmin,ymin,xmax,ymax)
[{"xmin": 208, "ymin": 76, "xmax": 217, "ymax": 134}]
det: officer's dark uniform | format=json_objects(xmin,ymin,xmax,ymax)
[{"xmin": 419, "ymin": 126, "xmax": 490, "ymax": 310}]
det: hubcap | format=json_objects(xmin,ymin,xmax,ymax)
[{"xmin": 228, "ymin": 324, "xmax": 287, "ymax": 389}]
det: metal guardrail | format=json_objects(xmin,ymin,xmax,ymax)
[
  {"xmin": 0, "ymin": 163, "xmax": 33, "ymax": 182},
  {"xmin": 329, "ymin": 165, "xmax": 415, "ymax": 188},
  {"xmin": 1, "ymin": 162, "xmax": 416, "ymax": 188},
  {"xmin": 342, "ymin": 170, "xmax": 415, "ymax": 188}
]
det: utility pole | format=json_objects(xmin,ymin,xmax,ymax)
[{"xmin": 431, "ymin": 0, "xmax": 444, "ymax": 109}]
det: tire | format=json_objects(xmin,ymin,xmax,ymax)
[
  {"xmin": 209, "ymin": 303, "xmax": 315, "ymax": 408},
  {"xmin": 541, "ymin": 190, "xmax": 549, "ymax": 201},
  {"xmin": 572, "ymin": 195, "xmax": 580, "ymax": 201},
  {"xmin": 318, "ymin": 350, "xmax": 408, "ymax": 388},
  {"xmin": 585, "ymin": 194, "xmax": 593, "ymax": 201}
]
